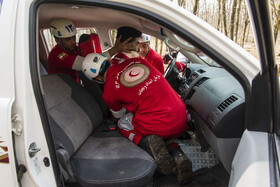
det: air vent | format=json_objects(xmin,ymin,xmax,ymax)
[
  {"xmin": 217, "ymin": 95, "xmax": 238, "ymax": 112},
  {"xmin": 195, "ymin": 77, "xmax": 209, "ymax": 87}
]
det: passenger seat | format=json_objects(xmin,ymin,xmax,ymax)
[{"xmin": 41, "ymin": 73, "xmax": 156, "ymax": 186}]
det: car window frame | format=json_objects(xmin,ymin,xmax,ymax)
[{"xmin": 247, "ymin": 0, "xmax": 280, "ymax": 134}]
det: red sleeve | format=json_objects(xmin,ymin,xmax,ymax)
[{"xmin": 175, "ymin": 61, "xmax": 186, "ymax": 72}]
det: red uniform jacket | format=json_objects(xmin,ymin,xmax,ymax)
[
  {"xmin": 48, "ymin": 44, "xmax": 80, "ymax": 81},
  {"xmin": 104, "ymin": 52, "xmax": 188, "ymax": 144},
  {"xmin": 144, "ymin": 49, "xmax": 165, "ymax": 74}
]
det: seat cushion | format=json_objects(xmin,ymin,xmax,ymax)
[{"xmin": 71, "ymin": 124, "xmax": 156, "ymax": 187}]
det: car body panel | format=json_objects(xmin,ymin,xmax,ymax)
[
  {"xmin": 229, "ymin": 130, "xmax": 270, "ymax": 187},
  {"xmin": 0, "ymin": 0, "xmax": 19, "ymax": 186},
  {"xmin": 0, "ymin": 0, "xmax": 57, "ymax": 186}
]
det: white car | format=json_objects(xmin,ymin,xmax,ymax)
[{"xmin": 0, "ymin": 0, "xmax": 279, "ymax": 187}]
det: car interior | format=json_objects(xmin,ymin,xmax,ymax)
[{"xmin": 34, "ymin": 2, "xmax": 247, "ymax": 186}]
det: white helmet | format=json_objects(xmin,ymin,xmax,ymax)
[
  {"xmin": 50, "ymin": 18, "xmax": 77, "ymax": 38},
  {"xmin": 82, "ymin": 53, "xmax": 110, "ymax": 80},
  {"xmin": 139, "ymin": 34, "xmax": 151, "ymax": 43}
]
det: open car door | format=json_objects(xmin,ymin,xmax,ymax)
[{"xmin": 229, "ymin": 0, "xmax": 280, "ymax": 186}]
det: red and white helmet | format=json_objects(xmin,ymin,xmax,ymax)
[
  {"xmin": 50, "ymin": 18, "xmax": 77, "ymax": 38},
  {"xmin": 139, "ymin": 34, "xmax": 151, "ymax": 43},
  {"xmin": 82, "ymin": 53, "xmax": 110, "ymax": 80}
]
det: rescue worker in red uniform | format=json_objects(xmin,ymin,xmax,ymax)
[
  {"xmin": 48, "ymin": 18, "xmax": 130, "ymax": 82},
  {"xmin": 138, "ymin": 34, "xmax": 165, "ymax": 74},
  {"xmin": 163, "ymin": 53, "xmax": 187, "ymax": 73},
  {"xmin": 81, "ymin": 27, "xmax": 193, "ymax": 185}
]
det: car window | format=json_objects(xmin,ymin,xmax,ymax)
[{"xmin": 173, "ymin": 0, "xmax": 280, "ymax": 76}]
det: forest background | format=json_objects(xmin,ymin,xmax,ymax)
[
  {"xmin": 150, "ymin": 0, "xmax": 280, "ymax": 73},
  {"xmin": 46, "ymin": 0, "xmax": 280, "ymax": 72}
]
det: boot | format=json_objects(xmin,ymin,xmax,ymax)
[
  {"xmin": 166, "ymin": 140, "xmax": 193, "ymax": 185},
  {"xmin": 139, "ymin": 135, "xmax": 176, "ymax": 175},
  {"xmin": 174, "ymin": 152, "xmax": 193, "ymax": 185}
]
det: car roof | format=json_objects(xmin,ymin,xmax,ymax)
[{"xmin": 38, "ymin": 3, "xmax": 160, "ymax": 35}]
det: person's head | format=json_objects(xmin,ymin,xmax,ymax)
[
  {"xmin": 116, "ymin": 26, "xmax": 142, "ymax": 52},
  {"xmin": 50, "ymin": 18, "xmax": 77, "ymax": 51},
  {"xmin": 82, "ymin": 53, "xmax": 111, "ymax": 83},
  {"xmin": 138, "ymin": 34, "xmax": 151, "ymax": 58}
]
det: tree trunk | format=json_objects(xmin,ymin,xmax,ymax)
[
  {"xmin": 217, "ymin": 0, "xmax": 221, "ymax": 30},
  {"xmin": 273, "ymin": 2, "xmax": 280, "ymax": 42},
  {"xmin": 111, "ymin": 30, "xmax": 117, "ymax": 43},
  {"xmin": 222, "ymin": 0, "xmax": 228, "ymax": 36},
  {"xmin": 178, "ymin": 0, "xmax": 186, "ymax": 9},
  {"xmin": 160, "ymin": 40, "xmax": 164, "ymax": 56},
  {"xmin": 241, "ymin": 10, "xmax": 250, "ymax": 47},
  {"xmin": 193, "ymin": 0, "xmax": 199, "ymax": 15},
  {"xmin": 230, "ymin": 0, "xmax": 238, "ymax": 40},
  {"xmin": 234, "ymin": 0, "xmax": 242, "ymax": 43},
  {"xmin": 155, "ymin": 38, "xmax": 159, "ymax": 53}
]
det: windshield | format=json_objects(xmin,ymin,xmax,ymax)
[
  {"xmin": 195, "ymin": 52, "xmax": 221, "ymax": 67},
  {"xmin": 167, "ymin": 33, "xmax": 221, "ymax": 68}
]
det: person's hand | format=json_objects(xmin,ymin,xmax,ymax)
[
  {"xmin": 163, "ymin": 54, "xmax": 172, "ymax": 64},
  {"xmin": 163, "ymin": 59, "xmax": 171, "ymax": 65},
  {"xmin": 108, "ymin": 36, "xmax": 132, "ymax": 57}
]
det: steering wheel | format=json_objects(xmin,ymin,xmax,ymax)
[{"xmin": 164, "ymin": 58, "xmax": 179, "ymax": 91}]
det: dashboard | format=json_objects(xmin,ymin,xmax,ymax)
[{"xmin": 181, "ymin": 64, "xmax": 245, "ymax": 139}]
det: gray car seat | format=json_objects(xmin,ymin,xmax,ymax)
[{"xmin": 41, "ymin": 73, "xmax": 156, "ymax": 186}]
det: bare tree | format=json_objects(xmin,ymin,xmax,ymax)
[
  {"xmin": 193, "ymin": 0, "xmax": 199, "ymax": 15},
  {"xmin": 159, "ymin": 40, "xmax": 164, "ymax": 56},
  {"xmin": 155, "ymin": 38, "xmax": 159, "ymax": 53},
  {"xmin": 178, "ymin": 0, "xmax": 186, "ymax": 8},
  {"xmin": 222, "ymin": 0, "xmax": 228, "ymax": 36},
  {"xmin": 217, "ymin": 0, "xmax": 222, "ymax": 30},
  {"xmin": 234, "ymin": 0, "xmax": 242, "ymax": 42},
  {"xmin": 241, "ymin": 10, "xmax": 250, "ymax": 47},
  {"xmin": 271, "ymin": 0, "xmax": 280, "ymax": 42},
  {"xmin": 230, "ymin": 0, "xmax": 238, "ymax": 40}
]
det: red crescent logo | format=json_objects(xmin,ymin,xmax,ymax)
[{"xmin": 129, "ymin": 71, "xmax": 140, "ymax": 77}]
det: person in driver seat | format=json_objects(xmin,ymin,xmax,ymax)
[{"xmin": 82, "ymin": 26, "xmax": 193, "ymax": 185}]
